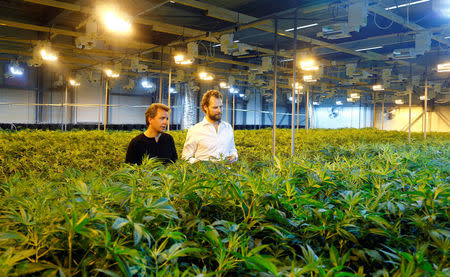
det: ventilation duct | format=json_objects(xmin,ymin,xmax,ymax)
[{"xmin": 181, "ymin": 83, "xmax": 197, "ymax": 129}]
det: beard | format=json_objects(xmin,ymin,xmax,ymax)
[{"xmin": 207, "ymin": 110, "xmax": 222, "ymax": 122}]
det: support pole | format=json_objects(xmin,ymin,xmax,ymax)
[
  {"xmin": 424, "ymin": 74, "xmax": 428, "ymax": 140},
  {"xmin": 272, "ymin": 18, "xmax": 278, "ymax": 157},
  {"xmin": 290, "ymin": 9, "xmax": 298, "ymax": 157},
  {"xmin": 373, "ymin": 93, "xmax": 376, "ymax": 128},
  {"xmin": 254, "ymin": 90, "xmax": 257, "ymax": 129},
  {"xmin": 358, "ymin": 96, "xmax": 362, "ymax": 128},
  {"xmin": 159, "ymin": 47, "xmax": 164, "ymax": 103},
  {"xmin": 310, "ymin": 90, "xmax": 314, "ymax": 129},
  {"xmin": 167, "ymin": 48, "xmax": 173, "ymax": 131},
  {"xmin": 408, "ymin": 65, "xmax": 412, "ymax": 143},
  {"xmin": 97, "ymin": 76, "xmax": 102, "ymax": 131},
  {"xmin": 305, "ymin": 85, "xmax": 309, "ymax": 132},
  {"xmin": 296, "ymin": 90, "xmax": 300, "ymax": 132},
  {"xmin": 103, "ymin": 77, "xmax": 109, "ymax": 132},
  {"xmin": 232, "ymin": 93, "xmax": 235, "ymax": 129},
  {"xmin": 381, "ymin": 93, "xmax": 385, "ymax": 130},
  {"xmin": 64, "ymin": 82, "xmax": 68, "ymax": 131},
  {"xmin": 226, "ymin": 90, "xmax": 228, "ymax": 122},
  {"xmin": 408, "ymin": 86, "xmax": 412, "ymax": 143}
]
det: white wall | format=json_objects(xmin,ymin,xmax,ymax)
[
  {"xmin": 110, "ymin": 95, "xmax": 151, "ymax": 124},
  {"xmin": 0, "ymin": 89, "xmax": 36, "ymax": 123},
  {"xmin": 312, "ymin": 104, "xmax": 373, "ymax": 129},
  {"xmin": 43, "ymin": 89, "xmax": 64, "ymax": 124},
  {"xmin": 375, "ymin": 105, "xmax": 450, "ymax": 132},
  {"xmin": 74, "ymin": 82, "xmax": 104, "ymax": 124}
]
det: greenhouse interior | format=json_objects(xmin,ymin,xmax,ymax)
[{"xmin": 0, "ymin": 0, "xmax": 449, "ymax": 276}]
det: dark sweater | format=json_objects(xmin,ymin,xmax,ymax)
[{"xmin": 125, "ymin": 133, "xmax": 178, "ymax": 165}]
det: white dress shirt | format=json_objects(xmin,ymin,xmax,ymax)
[{"xmin": 182, "ymin": 117, "xmax": 238, "ymax": 163}]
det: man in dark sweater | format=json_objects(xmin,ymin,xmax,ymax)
[{"xmin": 125, "ymin": 103, "xmax": 177, "ymax": 165}]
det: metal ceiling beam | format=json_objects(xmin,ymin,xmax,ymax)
[
  {"xmin": 367, "ymin": 4, "xmax": 450, "ymax": 47},
  {"xmin": 0, "ymin": 36, "xmax": 280, "ymax": 72},
  {"xmin": 0, "ymin": 18, "xmax": 157, "ymax": 49},
  {"xmin": 170, "ymin": 0, "xmax": 386, "ymax": 61},
  {"xmin": 23, "ymin": 0, "xmax": 210, "ymax": 39}
]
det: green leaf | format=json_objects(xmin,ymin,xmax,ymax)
[
  {"xmin": 367, "ymin": 215, "xmax": 392, "ymax": 229},
  {"xmin": 112, "ymin": 217, "xmax": 129, "ymax": 230},
  {"xmin": 330, "ymin": 245, "xmax": 338, "ymax": 266},
  {"xmin": 244, "ymin": 255, "xmax": 278, "ymax": 276},
  {"xmin": 94, "ymin": 269, "xmax": 122, "ymax": 277},
  {"xmin": 0, "ymin": 231, "xmax": 27, "ymax": 242}
]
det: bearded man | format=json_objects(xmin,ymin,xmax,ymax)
[{"xmin": 182, "ymin": 90, "xmax": 238, "ymax": 163}]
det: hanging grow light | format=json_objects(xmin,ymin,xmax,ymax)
[
  {"xmin": 199, "ymin": 71, "xmax": 213, "ymax": 81},
  {"xmin": 69, "ymin": 79, "xmax": 80, "ymax": 86},
  {"xmin": 40, "ymin": 49, "xmax": 57, "ymax": 61},
  {"xmin": 303, "ymin": 75, "xmax": 317, "ymax": 82},
  {"xmin": 437, "ymin": 62, "xmax": 450, "ymax": 72},
  {"xmin": 229, "ymin": 87, "xmax": 238, "ymax": 94},
  {"xmin": 103, "ymin": 10, "xmax": 131, "ymax": 33},
  {"xmin": 174, "ymin": 54, "xmax": 193, "ymax": 65},
  {"xmin": 372, "ymin": 84, "xmax": 384, "ymax": 91},
  {"xmin": 300, "ymin": 59, "xmax": 319, "ymax": 71},
  {"xmin": 220, "ymin": 81, "xmax": 230, "ymax": 88},
  {"xmin": 350, "ymin": 92, "xmax": 360, "ymax": 98},
  {"xmin": 105, "ymin": 69, "xmax": 120, "ymax": 78},
  {"xmin": 8, "ymin": 60, "xmax": 23, "ymax": 76},
  {"xmin": 336, "ymin": 100, "xmax": 344, "ymax": 105},
  {"xmin": 169, "ymin": 87, "xmax": 177, "ymax": 93},
  {"xmin": 394, "ymin": 99, "xmax": 404, "ymax": 104},
  {"xmin": 141, "ymin": 77, "xmax": 153, "ymax": 88}
]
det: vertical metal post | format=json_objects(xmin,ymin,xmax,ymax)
[
  {"xmin": 310, "ymin": 91, "xmax": 314, "ymax": 129},
  {"xmin": 226, "ymin": 90, "xmax": 228, "ymax": 122},
  {"xmin": 97, "ymin": 74, "xmax": 103, "ymax": 131},
  {"xmin": 159, "ymin": 46, "xmax": 164, "ymax": 103},
  {"xmin": 424, "ymin": 74, "xmax": 428, "ymax": 140},
  {"xmin": 296, "ymin": 91, "xmax": 300, "ymax": 132},
  {"xmin": 103, "ymin": 77, "xmax": 109, "ymax": 132},
  {"xmin": 64, "ymin": 82, "xmax": 68, "ymax": 131},
  {"xmin": 232, "ymin": 93, "xmax": 235, "ymax": 129},
  {"xmin": 359, "ymin": 96, "xmax": 362, "ymax": 129},
  {"xmin": 408, "ymin": 65, "xmax": 412, "ymax": 142},
  {"xmin": 381, "ymin": 93, "xmax": 385, "ymax": 130},
  {"xmin": 291, "ymin": 9, "xmax": 298, "ymax": 157},
  {"xmin": 61, "ymin": 88, "xmax": 64, "ymax": 130},
  {"xmin": 305, "ymin": 85, "xmax": 309, "ymax": 132},
  {"xmin": 254, "ymin": 89, "xmax": 257, "ymax": 129},
  {"xmin": 408, "ymin": 86, "xmax": 412, "ymax": 143},
  {"xmin": 167, "ymin": 48, "xmax": 172, "ymax": 131},
  {"xmin": 272, "ymin": 18, "xmax": 278, "ymax": 157},
  {"xmin": 373, "ymin": 93, "xmax": 376, "ymax": 128}
]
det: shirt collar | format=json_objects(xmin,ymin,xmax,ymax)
[{"xmin": 201, "ymin": 117, "xmax": 222, "ymax": 126}]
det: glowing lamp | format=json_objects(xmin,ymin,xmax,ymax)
[{"xmin": 372, "ymin": 85, "xmax": 384, "ymax": 91}]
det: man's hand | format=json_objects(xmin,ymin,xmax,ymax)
[{"xmin": 226, "ymin": 154, "xmax": 237, "ymax": 163}]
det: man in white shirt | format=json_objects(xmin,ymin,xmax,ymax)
[{"xmin": 182, "ymin": 90, "xmax": 238, "ymax": 163}]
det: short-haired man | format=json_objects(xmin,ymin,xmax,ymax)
[
  {"xmin": 182, "ymin": 90, "xmax": 238, "ymax": 163},
  {"xmin": 126, "ymin": 103, "xmax": 177, "ymax": 165}
]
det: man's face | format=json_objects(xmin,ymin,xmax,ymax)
[
  {"xmin": 148, "ymin": 108, "xmax": 169, "ymax": 133},
  {"xmin": 205, "ymin": 96, "xmax": 223, "ymax": 122}
]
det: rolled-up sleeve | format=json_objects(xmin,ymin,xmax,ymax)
[
  {"xmin": 228, "ymin": 128, "xmax": 238, "ymax": 161},
  {"xmin": 182, "ymin": 129, "xmax": 198, "ymax": 163}
]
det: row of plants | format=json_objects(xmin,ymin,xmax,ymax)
[
  {"xmin": 0, "ymin": 128, "xmax": 449, "ymax": 276},
  {"xmin": 1, "ymin": 128, "xmax": 448, "ymax": 180}
]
